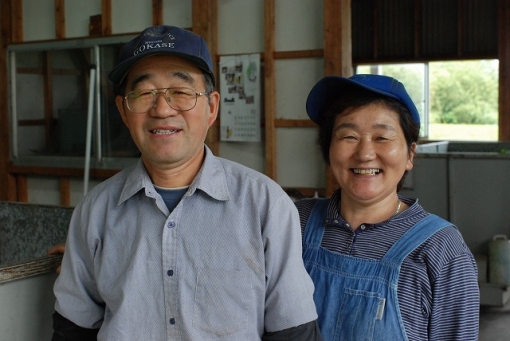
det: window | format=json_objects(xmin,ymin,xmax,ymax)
[
  {"xmin": 356, "ymin": 60, "xmax": 499, "ymax": 141},
  {"xmin": 8, "ymin": 35, "xmax": 140, "ymax": 170}
]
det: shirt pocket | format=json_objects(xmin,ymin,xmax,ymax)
[{"xmin": 192, "ymin": 267, "xmax": 250, "ymax": 337}]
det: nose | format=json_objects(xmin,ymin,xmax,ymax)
[
  {"xmin": 356, "ymin": 139, "xmax": 376, "ymax": 161},
  {"xmin": 150, "ymin": 92, "xmax": 177, "ymax": 118}
]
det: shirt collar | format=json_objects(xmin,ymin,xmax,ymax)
[
  {"xmin": 187, "ymin": 146, "xmax": 230, "ymax": 201},
  {"xmin": 118, "ymin": 146, "xmax": 230, "ymax": 206},
  {"xmin": 328, "ymin": 189, "xmax": 420, "ymax": 226}
]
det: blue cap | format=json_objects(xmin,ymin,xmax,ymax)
[
  {"xmin": 109, "ymin": 25, "xmax": 215, "ymax": 86},
  {"xmin": 306, "ymin": 74, "xmax": 420, "ymax": 127}
]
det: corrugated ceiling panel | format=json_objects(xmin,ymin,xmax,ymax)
[
  {"xmin": 377, "ymin": 0, "xmax": 415, "ymax": 59},
  {"xmin": 352, "ymin": 0, "xmax": 375, "ymax": 60},
  {"xmin": 462, "ymin": 0, "xmax": 497, "ymax": 56},
  {"xmin": 421, "ymin": 0, "xmax": 458, "ymax": 58},
  {"xmin": 352, "ymin": 0, "xmax": 498, "ymax": 63}
]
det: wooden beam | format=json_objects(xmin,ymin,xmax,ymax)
[
  {"xmin": 102, "ymin": 0, "xmax": 112, "ymax": 35},
  {"xmin": 192, "ymin": 0, "xmax": 219, "ymax": 155},
  {"xmin": 0, "ymin": 0, "xmax": 23, "ymax": 201},
  {"xmin": 499, "ymin": 0, "xmax": 510, "ymax": 140},
  {"xmin": 274, "ymin": 49, "xmax": 323, "ymax": 59},
  {"xmin": 8, "ymin": 164, "xmax": 120, "ymax": 179},
  {"xmin": 7, "ymin": 174, "xmax": 17, "ymax": 201},
  {"xmin": 60, "ymin": 177, "xmax": 70, "ymax": 206},
  {"xmin": 55, "ymin": 0, "xmax": 65, "ymax": 39},
  {"xmin": 11, "ymin": 0, "xmax": 22, "ymax": 42},
  {"xmin": 218, "ymin": 48, "xmax": 322, "ymax": 61},
  {"xmin": 323, "ymin": 0, "xmax": 352, "ymax": 197},
  {"xmin": 324, "ymin": 0, "xmax": 352, "ymax": 76},
  {"xmin": 152, "ymin": 0, "xmax": 163, "ymax": 26},
  {"xmin": 274, "ymin": 119, "xmax": 315, "ymax": 128},
  {"xmin": 16, "ymin": 175, "xmax": 28, "ymax": 202},
  {"xmin": 264, "ymin": 0, "xmax": 277, "ymax": 180},
  {"xmin": 0, "ymin": 1, "xmax": 12, "ymax": 201}
]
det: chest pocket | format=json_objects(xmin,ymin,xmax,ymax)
[
  {"xmin": 336, "ymin": 288, "xmax": 385, "ymax": 341},
  {"xmin": 192, "ymin": 267, "xmax": 251, "ymax": 337}
]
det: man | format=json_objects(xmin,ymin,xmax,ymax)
[{"xmin": 51, "ymin": 25, "xmax": 321, "ymax": 341}]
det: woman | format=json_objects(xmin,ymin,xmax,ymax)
[{"xmin": 297, "ymin": 74, "xmax": 479, "ymax": 341}]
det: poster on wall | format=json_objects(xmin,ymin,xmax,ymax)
[{"xmin": 219, "ymin": 54, "xmax": 261, "ymax": 142}]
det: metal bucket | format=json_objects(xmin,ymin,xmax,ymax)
[{"xmin": 489, "ymin": 235, "xmax": 510, "ymax": 285}]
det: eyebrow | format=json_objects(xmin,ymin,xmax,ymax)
[
  {"xmin": 129, "ymin": 71, "xmax": 196, "ymax": 90},
  {"xmin": 334, "ymin": 122, "xmax": 397, "ymax": 132}
]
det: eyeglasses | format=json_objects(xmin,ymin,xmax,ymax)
[{"xmin": 124, "ymin": 87, "xmax": 209, "ymax": 113}]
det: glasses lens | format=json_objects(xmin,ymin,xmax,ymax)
[
  {"xmin": 126, "ymin": 90, "xmax": 155, "ymax": 113},
  {"xmin": 125, "ymin": 88, "xmax": 199, "ymax": 113},
  {"xmin": 166, "ymin": 88, "xmax": 197, "ymax": 111}
]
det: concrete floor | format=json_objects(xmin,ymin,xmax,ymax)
[{"xmin": 479, "ymin": 303, "xmax": 510, "ymax": 341}]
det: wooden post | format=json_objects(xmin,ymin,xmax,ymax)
[
  {"xmin": 192, "ymin": 0, "xmax": 219, "ymax": 155},
  {"xmin": 323, "ymin": 0, "xmax": 352, "ymax": 197},
  {"xmin": 60, "ymin": 177, "xmax": 70, "ymax": 206},
  {"xmin": 102, "ymin": 0, "xmax": 112, "ymax": 35},
  {"xmin": 152, "ymin": 0, "xmax": 163, "ymax": 26},
  {"xmin": 55, "ymin": 0, "xmax": 65, "ymax": 39},
  {"xmin": 16, "ymin": 175, "xmax": 28, "ymax": 202},
  {"xmin": 264, "ymin": 0, "xmax": 277, "ymax": 180},
  {"xmin": 498, "ymin": 0, "xmax": 510, "ymax": 141},
  {"xmin": 0, "ymin": 0, "xmax": 21, "ymax": 201}
]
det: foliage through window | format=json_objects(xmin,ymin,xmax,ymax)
[{"xmin": 356, "ymin": 60, "xmax": 499, "ymax": 141}]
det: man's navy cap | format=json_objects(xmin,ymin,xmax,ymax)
[
  {"xmin": 108, "ymin": 25, "xmax": 215, "ymax": 86},
  {"xmin": 306, "ymin": 74, "xmax": 420, "ymax": 128}
]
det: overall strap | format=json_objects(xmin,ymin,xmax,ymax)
[
  {"xmin": 383, "ymin": 214, "xmax": 453, "ymax": 265},
  {"xmin": 303, "ymin": 199, "xmax": 330, "ymax": 246}
]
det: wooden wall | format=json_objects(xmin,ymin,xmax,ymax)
[{"xmin": 0, "ymin": 0, "xmax": 509, "ymax": 204}]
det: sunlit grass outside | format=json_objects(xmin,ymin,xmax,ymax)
[{"xmin": 426, "ymin": 124, "xmax": 498, "ymax": 141}]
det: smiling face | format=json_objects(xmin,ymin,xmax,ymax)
[
  {"xmin": 116, "ymin": 54, "xmax": 219, "ymax": 185},
  {"xmin": 329, "ymin": 102, "xmax": 415, "ymax": 206}
]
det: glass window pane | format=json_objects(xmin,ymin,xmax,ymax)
[{"xmin": 428, "ymin": 60, "xmax": 498, "ymax": 141}]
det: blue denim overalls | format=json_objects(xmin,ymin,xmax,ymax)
[{"xmin": 303, "ymin": 199, "xmax": 451, "ymax": 341}]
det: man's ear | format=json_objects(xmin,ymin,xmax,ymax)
[
  {"xmin": 116, "ymin": 95, "xmax": 129, "ymax": 127},
  {"xmin": 207, "ymin": 91, "xmax": 220, "ymax": 127}
]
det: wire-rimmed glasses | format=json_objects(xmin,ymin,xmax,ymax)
[{"xmin": 124, "ymin": 87, "xmax": 209, "ymax": 113}]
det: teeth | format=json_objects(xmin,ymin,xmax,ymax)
[
  {"xmin": 353, "ymin": 168, "xmax": 380, "ymax": 175},
  {"xmin": 151, "ymin": 129, "xmax": 178, "ymax": 134}
]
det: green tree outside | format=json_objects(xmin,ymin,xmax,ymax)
[{"xmin": 429, "ymin": 60, "xmax": 498, "ymax": 125}]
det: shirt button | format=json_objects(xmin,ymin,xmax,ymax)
[
  {"xmin": 167, "ymin": 221, "xmax": 175, "ymax": 228},
  {"xmin": 360, "ymin": 224, "xmax": 366, "ymax": 230},
  {"xmin": 169, "ymin": 318, "xmax": 175, "ymax": 325},
  {"xmin": 167, "ymin": 270, "xmax": 174, "ymax": 276}
]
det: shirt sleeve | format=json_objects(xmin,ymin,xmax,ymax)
[
  {"xmin": 428, "ymin": 251, "xmax": 480, "ymax": 340},
  {"xmin": 262, "ymin": 320, "xmax": 323, "ymax": 341},
  {"xmin": 263, "ymin": 194, "xmax": 319, "ymax": 332},
  {"xmin": 53, "ymin": 201, "xmax": 105, "ymax": 329}
]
